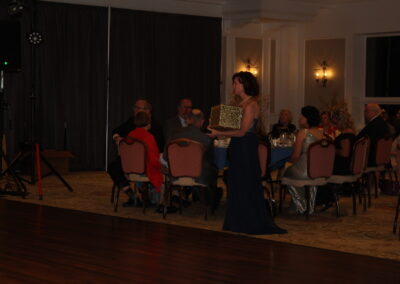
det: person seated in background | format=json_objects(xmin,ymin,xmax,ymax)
[
  {"xmin": 127, "ymin": 111, "xmax": 163, "ymax": 205},
  {"xmin": 357, "ymin": 103, "xmax": 390, "ymax": 195},
  {"xmin": 162, "ymin": 109, "xmax": 221, "ymax": 211},
  {"xmin": 318, "ymin": 111, "xmax": 338, "ymax": 139},
  {"xmin": 107, "ymin": 99, "xmax": 164, "ymax": 206},
  {"xmin": 163, "ymin": 98, "xmax": 193, "ymax": 141},
  {"xmin": 282, "ymin": 106, "xmax": 324, "ymax": 214},
  {"xmin": 331, "ymin": 109, "xmax": 356, "ymax": 175},
  {"xmin": 270, "ymin": 109, "xmax": 297, "ymax": 139},
  {"xmin": 356, "ymin": 103, "xmax": 390, "ymax": 167},
  {"xmin": 316, "ymin": 109, "xmax": 356, "ymax": 208}
]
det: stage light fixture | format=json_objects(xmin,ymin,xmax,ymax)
[
  {"xmin": 28, "ymin": 31, "xmax": 43, "ymax": 45},
  {"xmin": 8, "ymin": 0, "xmax": 25, "ymax": 17}
]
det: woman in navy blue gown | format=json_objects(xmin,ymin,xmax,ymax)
[{"xmin": 208, "ymin": 72, "xmax": 286, "ymax": 235}]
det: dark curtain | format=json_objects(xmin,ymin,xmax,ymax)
[
  {"xmin": 34, "ymin": 2, "xmax": 108, "ymax": 170},
  {"xmin": 108, "ymin": 9, "xmax": 221, "ymax": 160},
  {"xmin": 2, "ymin": 2, "xmax": 221, "ymax": 170},
  {"xmin": 1, "ymin": 1, "xmax": 33, "ymax": 165}
]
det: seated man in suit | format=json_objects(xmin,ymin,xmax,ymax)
[
  {"xmin": 163, "ymin": 109, "xmax": 221, "ymax": 210},
  {"xmin": 356, "ymin": 103, "xmax": 390, "ymax": 167},
  {"xmin": 107, "ymin": 98, "xmax": 164, "ymax": 207},
  {"xmin": 163, "ymin": 98, "xmax": 193, "ymax": 141}
]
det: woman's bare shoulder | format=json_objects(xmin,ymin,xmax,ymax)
[
  {"xmin": 296, "ymin": 128, "xmax": 306, "ymax": 138},
  {"xmin": 309, "ymin": 128, "xmax": 324, "ymax": 139}
]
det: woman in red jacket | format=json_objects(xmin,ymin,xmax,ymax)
[{"xmin": 127, "ymin": 111, "xmax": 163, "ymax": 202}]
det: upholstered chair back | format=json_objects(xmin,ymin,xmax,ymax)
[
  {"xmin": 307, "ymin": 139, "xmax": 335, "ymax": 179},
  {"xmin": 167, "ymin": 138, "xmax": 204, "ymax": 178},
  {"xmin": 119, "ymin": 138, "xmax": 147, "ymax": 175},
  {"xmin": 351, "ymin": 136, "xmax": 370, "ymax": 175},
  {"xmin": 375, "ymin": 137, "xmax": 393, "ymax": 166}
]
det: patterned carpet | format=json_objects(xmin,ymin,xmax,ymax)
[{"xmin": 2, "ymin": 171, "xmax": 400, "ymax": 261}]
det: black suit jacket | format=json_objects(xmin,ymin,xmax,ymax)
[
  {"xmin": 164, "ymin": 125, "xmax": 217, "ymax": 189},
  {"xmin": 356, "ymin": 115, "xmax": 389, "ymax": 166},
  {"xmin": 163, "ymin": 116, "xmax": 184, "ymax": 141}
]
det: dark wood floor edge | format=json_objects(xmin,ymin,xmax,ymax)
[{"xmin": 2, "ymin": 198, "xmax": 400, "ymax": 264}]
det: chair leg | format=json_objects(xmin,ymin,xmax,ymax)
[
  {"xmin": 358, "ymin": 176, "xmax": 364, "ymax": 205},
  {"xmin": 111, "ymin": 182, "xmax": 116, "ymax": 204},
  {"xmin": 142, "ymin": 183, "xmax": 148, "ymax": 214},
  {"xmin": 352, "ymin": 182, "xmax": 357, "ymax": 216},
  {"xmin": 363, "ymin": 176, "xmax": 368, "ymax": 212},
  {"xmin": 333, "ymin": 189, "xmax": 340, "ymax": 218},
  {"xmin": 201, "ymin": 186, "xmax": 208, "ymax": 220},
  {"xmin": 305, "ymin": 186, "xmax": 310, "ymax": 220},
  {"xmin": 267, "ymin": 172, "xmax": 276, "ymax": 200},
  {"xmin": 360, "ymin": 175, "xmax": 368, "ymax": 211},
  {"xmin": 371, "ymin": 171, "xmax": 378, "ymax": 200},
  {"xmin": 263, "ymin": 184, "xmax": 275, "ymax": 218},
  {"xmin": 113, "ymin": 186, "xmax": 120, "ymax": 212},
  {"xmin": 163, "ymin": 181, "xmax": 171, "ymax": 219},
  {"xmin": 270, "ymin": 182, "xmax": 275, "ymax": 200},
  {"xmin": 279, "ymin": 185, "xmax": 284, "ymax": 213},
  {"xmin": 393, "ymin": 192, "xmax": 400, "ymax": 235},
  {"xmin": 367, "ymin": 173, "xmax": 372, "ymax": 210},
  {"xmin": 374, "ymin": 171, "xmax": 380, "ymax": 199},
  {"xmin": 178, "ymin": 186, "xmax": 183, "ymax": 215}
]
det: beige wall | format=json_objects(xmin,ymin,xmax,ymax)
[
  {"xmin": 304, "ymin": 39, "xmax": 345, "ymax": 111},
  {"xmin": 235, "ymin": 38, "xmax": 262, "ymax": 75}
]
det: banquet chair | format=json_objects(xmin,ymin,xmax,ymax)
[
  {"xmin": 258, "ymin": 142, "xmax": 275, "ymax": 216},
  {"xmin": 113, "ymin": 138, "xmax": 151, "ymax": 213},
  {"xmin": 394, "ymin": 184, "xmax": 400, "ymax": 239},
  {"xmin": 393, "ymin": 151, "xmax": 400, "ymax": 239},
  {"xmin": 364, "ymin": 136, "xmax": 393, "ymax": 205},
  {"xmin": 327, "ymin": 136, "xmax": 370, "ymax": 216},
  {"xmin": 281, "ymin": 139, "xmax": 336, "ymax": 219},
  {"xmin": 165, "ymin": 138, "xmax": 210, "ymax": 220}
]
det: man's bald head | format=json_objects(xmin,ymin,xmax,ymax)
[
  {"xmin": 364, "ymin": 103, "xmax": 381, "ymax": 122},
  {"xmin": 187, "ymin": 109, "xmax": 204, "ymax": 128}
]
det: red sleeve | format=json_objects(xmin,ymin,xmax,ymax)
[
  {"xmin": 145, "ymin": 134, "xmax": 161, "ymax": 168},
  {"xmin": 143, "ymin": 133, "xmax": 163, "ymax": 191}
]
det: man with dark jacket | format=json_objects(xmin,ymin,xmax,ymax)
[
  {"xmin": 107, "ymin": 98, "xmax": 164, "ymax": 207},
  {"xmin": 356, "ymin": 103, "xmax": 389, "ymax": 167},
  {"xmin": 163, "ymin": 98, "xmax": 192, "ymax": 141}
]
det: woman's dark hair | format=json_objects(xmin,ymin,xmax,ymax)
[
  {"xmin": 232, "ymin": 71, "xmax": 259, "ymax": 97},
  {"xmin": 301, "ymin": 106, "xmax": 320, "ymax": 127},
  {"xmin": 134, "ymin": 111, "xmax": 151, "ymax": 127}
]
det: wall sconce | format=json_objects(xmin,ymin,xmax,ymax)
[
  {"xmin": 314, "ymin": 60, "xmax": 329, "ymax": 87},
  {"xmin": 242, "ymin": 59, "xmax": 258, "ymax": 76}
]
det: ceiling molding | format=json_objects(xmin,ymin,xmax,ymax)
[{"xmin": 41, "ymin": 0, "xmax": 223, "ymax": 17}]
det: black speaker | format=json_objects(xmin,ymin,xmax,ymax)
[{"xmin": 0, "ymin": 20, "xmax": 21, "ymax": 71}]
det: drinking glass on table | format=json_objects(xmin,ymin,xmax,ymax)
[{"xmin": 279, "ymin": 132, "xmax": 288, "ymax": 147}]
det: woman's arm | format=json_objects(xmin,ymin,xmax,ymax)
[
  {"xmin": 207, "ymin": 101, "xmax": 257, "ymax": 138},
  {"xmin": 289, "ymin": 129, "xmax": 306, "ymax": 163}
]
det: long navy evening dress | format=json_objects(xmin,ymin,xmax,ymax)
[{"xmin": 223, "ymin": 120, "xmax": 287, "ymax": 235}]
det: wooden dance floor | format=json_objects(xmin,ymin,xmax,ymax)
[{"xmin": 0, "ymin": 199, "xmax": 399, "ymax": 283}]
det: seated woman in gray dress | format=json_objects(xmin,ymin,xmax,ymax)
[{"xmin": 283, "ymin": 106, "xmax": 324, "ymax": 214}]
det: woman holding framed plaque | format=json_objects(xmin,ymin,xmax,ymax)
[{"xmin": 208, "ymin": 72, "xmax": 286, "ymax": 235}]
